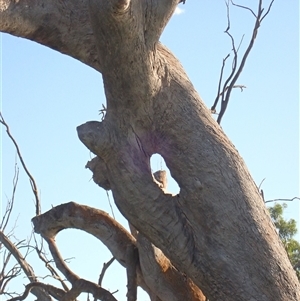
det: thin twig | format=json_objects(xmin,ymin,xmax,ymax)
[
  {"xmin": 93, "ymin": 257, "xmax": 116, "ymax": 301},
  {"xmin": 211, "ymin": 54, "xmax": 230, "ymax": 113},
  {"xmin": 7, "ymin": 282, "xmax": 66, "ymax": 301},
  {"xmin": 261, "ymin": 0, "xmax": 275, "ymax": 22},
  {"xmin": 98, "ymin": 257, "xmax": 115, "ymax": 287},
  {"xmin": 106, "ymin": 191, "xmax": 116, "ymax": 219},
  {"xmin": 0, "ymin": 112, "xmax": 41, "ymax": 215},
  {"xmin": 33, "ymin": 235, "xmax": 70, "ymax": 292},
  {"xmin": 212, "ymin": 0, "xmax": 274, "ymax": 124},
  {"xmin": 258, "ymin": 178, "xmax": 266, "ymax": 191},
  {"xmin": 265, "ymin": 197, "xmax": 300, "ymax": 204},
  {"xmin": 0, "ymin": 162, "xmax": 19, "ymax": 232},
  {"xmin": 231, "ymin": 0, "xmax": 257, "ymax": 17}
]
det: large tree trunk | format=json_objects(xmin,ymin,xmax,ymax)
[{"xmin": 1, "ymin": 1, "xmax": 299, "ymax": 300}]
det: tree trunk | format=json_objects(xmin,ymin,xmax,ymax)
[{"xmin": 1, "ymin": 1, "xmax": 299, "ymax": 300}]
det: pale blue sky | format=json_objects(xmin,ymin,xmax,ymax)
[{"xmin": 1, "ymin": 1, "xmax": 299, "ymax": 300}]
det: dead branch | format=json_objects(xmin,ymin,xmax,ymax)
[
  {"xmin": 32, "ymin": 202, "xmax": 136, "ymax": 267},
  {"xmin": 265, "ymin": 197, "xmax": 300, "ymax": 204},
  {"xmin": 98, "ymin": 257, "xmax": 115, "ymax": 287},
  {"xmin": 31, "ymin": 202, "xmax": 131, "ymax": 299},
  {"xmin": 210, "ymin": 0, "xmax": 275, "ymax": 124},
  {"xmin": 0, "ymin": 158, "xmax": 52, "ymax": 300},
  {"xmin": 7, "ymin": 282, "xmax": 65, "ymax": 301},
  {"xmin": 0, "ymin": 163, "xmax": 19, "ymax": 232},
  {"xmin": 0, "ymin": 231, "xmax": 36, "ymax": 281},
  {"xmin": 0, "ymin": 261, "xmax": 21, "ymax": 294},
  {"xmin": 33, "ymin": 237, "xmax": 70, "ymax": 292},
  {"xmin": 0, "ymin": 112, "xmax": 41, "ymax": 215},
  {"xmin": 44, "ymin": 237, "xmax": 80, "ymax": 284},
  {"xmin": 212, "ymin": 84, "xmax": 247, "ymax": 114},
  {"xmin": 6, "ymin": 275, "xmax": 119, "ymax": 301},
  {"xmin": 211, "ymin": 54, "xmax": 230, "ymax": 114},
  {"xmin": 59, "ymin": 279, "xmax": 118, "ymax": 301},
  {"xmin": 0, "ymin": 231, "xmax": 51, "ymax": 300}
]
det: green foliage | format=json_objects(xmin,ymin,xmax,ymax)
[{"xmin": 268, "ymin": 203, "xmax": 300, "ymax": 279}]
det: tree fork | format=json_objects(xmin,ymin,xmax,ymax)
[
  {"xmin": 1, "ymin": 0, "xmax": 300, "ymax": 300},
  {"xmin": 77, "ymin": 1, "xmax": 300, "ymax": 300}
]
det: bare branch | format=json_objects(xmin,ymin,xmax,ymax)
[
  {"xmin": 32, "ymin": 203, "xmax": 136, "ymax": 299},
  {"xmin": 258, "ymin": 178, "xmax": 266, "ymax": 191},
  {"xmin": 32, "ymin": 202, "xmax": 136, "ymax": 268},
  {"xmin": 106, "ymin": 191, "xmax": 116, "ymax": 220},
  {"xmin": 265, "ymin": 197, "xmax": 300, "ymax": 204},
  {"xmin": 0, "ymin": 231, "xmax": 37, "ymax": 283},
  {"xmin": 0, "ymin": 231, "xmax": 51, "ymax": 300},
  {"xmin": 0, "ymin": 112, "xmax": 41, "ymax": 215},
  {"xmin": 261, "ymin": 0, "xmax": 275, "ymax": 22},
  {"xmin": 211, "ymin": 0, "xmax": 275, "ymax": 124},
  {"xmin": 44, "ymin": 237, "xmax": 80, "ymax": 284},
  {"xmin": 212, "ymin": 0, "xmax": 240, "ymax": 117},
  {"xmin": 98, "ymin": 258, "xmax": 115, "ymax": 287},
  {"xmin": 7, "ymin": 282, "xmax": 65, "ymax": 301},
  {"xmin": 211, "ymin": 54, "xmax": 230, "ymax": 114},
  {"xmin": 231, "ymin": 0, "xmax": 257, "ymax": 17},
  {"xmin": 0, "ymin": 162, "xmax": 19, "ymax": 232},
  {"xmin": 60, "ymin": 278, "xmax": 119, "ymax": 301},
  {"xmin": 7, "ymin": 278, "xmax": 119, "ymax": 301},
  {"xmin": 0, "ymin": 262, "xmax": 21, "ymax": 294},
  {"xmin": 34, "ymin": 237, "xmax": 70, "ymax": 292}
]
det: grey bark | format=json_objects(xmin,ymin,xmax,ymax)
[
  {"xmin": 1, "ymin": 0, "xmax": 299, "ymax": 300},
  {"xmin": 32, "ymin": 202, "xmax": 205, "ymax": 301}
]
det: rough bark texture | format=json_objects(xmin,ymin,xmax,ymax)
[
  {"xmin": 32, "ymin": 202, "xmax": 205, "ymax": 301},
  {"xmin": 1, "ymin": 0, "xmax": 300, "ymax": 300}
]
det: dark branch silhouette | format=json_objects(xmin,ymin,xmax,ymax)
[
  {"xmin": 211, "ymin": 0, "xmax": 275, "ymax": 124},
  {"xmin": 265, "ymin": 197, "xmax": 300, "ymax": 204},
  {"xmin": 0, "ymin": 112, "xmax": 41, "ymax": 215}
]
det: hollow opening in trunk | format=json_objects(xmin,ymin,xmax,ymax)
[{"xmin": 150, "ymin": 153, "xmax": 180, "ymax": 194}]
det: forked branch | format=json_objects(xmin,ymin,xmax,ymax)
[{"xmin": 211, "ymin": 0, "xmax": 275, "ymax": 124}]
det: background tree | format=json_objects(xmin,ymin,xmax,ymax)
[
  {"xmin": 268, "ymin": 203, "xmax": 300, "ymax": 279},
  {"xmin": 1, "ymin": 1, "xmax": 299, "ymax": 301}
]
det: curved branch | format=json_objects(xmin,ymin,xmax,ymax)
[
  {"xmin": 0, "ymin": 112, "xmax": 41, "ymax": 215},
  {"xmin": 30, "ymin": 202, "xmax": 170, "ymax": 298},
  {"xmin": 8, "ymin": 283, "xmax": 65, "ymax": 301},
  {"xmin": 60, "ymin": 278, "xmax": 118, "ymax": 301},
  {"xmin": 32, "ymin": 202, "xmax": 206, "ymax": 300},
  {"xmin": 32, "ymin": 202, "xmax": 135, "ymax": 267}
]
